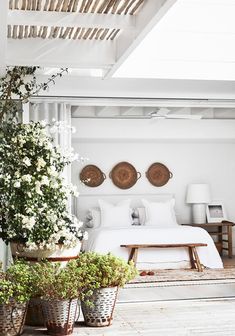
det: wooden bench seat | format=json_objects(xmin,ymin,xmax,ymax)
[{"xmin": 120, "ymin": 243, "xmax": 207, "ymax": 272}]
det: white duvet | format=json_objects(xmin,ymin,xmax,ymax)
[{"xmin": 83, "ymin": 226, "xmax": 223, "ymax": 269}]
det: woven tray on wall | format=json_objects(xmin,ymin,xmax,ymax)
[
  {"xmin": 146, "ymin": 162, "xmax": 173, "ymax": 187},
  {"xmin": 80, "ymin": 165, "xmax": 106, "ymax": 187},
  {"xmin": 109, "ymin": 161, "xmax": 141, "ymax": 189}
]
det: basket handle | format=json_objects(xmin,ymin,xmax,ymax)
[
  {"xmin": 11, "ymin": 304, "xmax": 27, "ymax": 336},
  {"xmin": 137, "ymin": 172, "xmax": 141, "ymax": 180},
  {"xmin": 109, "ymin": 172, "xmax": 112, "ymax": 179},
  {"xmin": 169, "ymin": 171, "xmax": 173, "ymax": 178},
  {"xmin": 102, "ymin": 173, "xmax": 106, "ymax": 180}
]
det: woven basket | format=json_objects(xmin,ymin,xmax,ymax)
[
  {"xmin": 25, "ymin": 298, "xmax": 44, "ymax": 326},
  {"xmin": 81, "ymin": 287, "xmax": 118, "ymax": 327},
  {"xmin": 0, "ymin": 301, "xmax": 27, "ymax": 336},
  {"xmin": 41, "ymin": 299, "xmax": 78, "ymax": 336}
]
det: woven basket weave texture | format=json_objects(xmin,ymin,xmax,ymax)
[{"xmin": 0, "ymin": 301, "xmax": 27, "ymax": 336}]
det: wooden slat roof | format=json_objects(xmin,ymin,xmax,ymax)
[{"xmin": 8, "ymin": 0, "xmax": 145, "ymax": 40}]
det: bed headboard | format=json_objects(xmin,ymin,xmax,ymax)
[{"xmin": 73, "ymin": 193, "xmax": 175, "ymax": 221}]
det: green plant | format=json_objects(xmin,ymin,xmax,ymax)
[
  {"xmin": 75, "ymin": 252, "xmax": 138, "ymax": 301},
  {"xmin": 0, "ymin": 261, "xmax": 32, "ymax": 304},
  {"xmin": 30, "ymin": 261, "xmax": 82, "ymax": 300},
  {"xmin": 0, "ymin": 66, "xmax": 67, "ymax": 123},
  {"xmin": 0, "ymin": 121, "xmax": 86, "ymax": 250}
]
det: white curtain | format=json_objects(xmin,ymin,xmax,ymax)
[{"xmin": 29, "ymin": 101, "xmax": 72, "ymax": 190}]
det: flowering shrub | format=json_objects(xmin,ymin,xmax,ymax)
[{"xmin": 0, "ymin": 121, "xmax": 87, "ymax": 250}]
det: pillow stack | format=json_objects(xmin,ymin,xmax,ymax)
[{"xmin": 85, "ymin": 198, "xmax": 178, "ymax": 228}]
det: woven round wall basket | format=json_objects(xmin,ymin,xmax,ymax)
[
  {"xmin": 109, "ymin": 161, "xmax": 141, "ymax": 189},
  {"xmin": 80, "ymin": 165, "xmax": 106, "ymax": 187},
  {"xmin": 146, "ymin": 162, "xmax": 173, "ymax": 187}
]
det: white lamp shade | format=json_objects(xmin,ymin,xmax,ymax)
[{"xmin": 186, "ymin": 184, "xmax": 211, "ymax": 204}]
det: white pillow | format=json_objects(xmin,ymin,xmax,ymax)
[
  {"xmin": 142, "ymin": 198, "xmax": 178, "ymax": 227},
  {"xmin": 85, "ymin": 208, "xmax": 101, "ymax": 228},
  {"xmin": 98, "ymin": 199, "xmax": 132, "ymax": 227}
]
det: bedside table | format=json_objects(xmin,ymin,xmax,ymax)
[{"xmin": 182, "ymin": 221, "xmax": 235, "ymax": 258}]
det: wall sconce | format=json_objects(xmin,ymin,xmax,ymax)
[{"xmin": 186, "ymin": 184, "xmax": 211, "ymax": 224}]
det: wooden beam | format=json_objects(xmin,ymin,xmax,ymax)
[
  {"xmin": 8, "ymin": 10, "xmax": 135, "ymax": 30},
  {"xmin": 104, "ymin": 0, "xmax": 177, "ymax": 78},
  {"xmin": 7, "ymin": 38, "xmax": 115, "ymax": 68},
  {"xmin": 0, "ymin": 0, "xmax": 8, "ymax": 72}
]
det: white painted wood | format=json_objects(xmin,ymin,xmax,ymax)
[
  {"xmin": 7, "ymin": 39, "xmax": 115, "ymax": 68},
  {"xmin": 8, "ymin": 10, "xmax": 135, "ymax": 30},
  {"xmin": 0, "ymin": 0, "xmax": 8, "ymax": 71},
  {"xmin": 29, "ymin": 76, "xmax": 235, "ymax": 100},
  {"xmin": 118, "ymin": 283, "xmax": 235, "ymax": 302},
  {"xmin": 105, "ymin": 0, "xmax": 177, "ymax": 78},
  {"xmin": 72, "ymin": 118, "xmax": 235, "ymax": 142}
]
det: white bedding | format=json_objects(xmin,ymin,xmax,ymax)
[{"xmin": 82, "ymin": 226, "xmax": 223, "ymax": 270}]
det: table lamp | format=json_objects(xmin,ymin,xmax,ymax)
[{"xmin": 186, "ymin": 184, "xmax": 211, "ymax": 224}]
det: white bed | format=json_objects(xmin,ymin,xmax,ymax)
[
  {"xmin": 83, "ymin": 225, "xmax": 223, "ymax": 270},
  {"xmin": 77, "ymin": 194, "xmax": 223, "ymax": 270}
]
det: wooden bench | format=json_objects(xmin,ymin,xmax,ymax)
[{"xmin": 120, "ymin": 243, "xmax": 208, "ymax": 272}]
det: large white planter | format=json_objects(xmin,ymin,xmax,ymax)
[{"xmin": 10, "ymin": 242, "xmax": 81, "ymax": 263}]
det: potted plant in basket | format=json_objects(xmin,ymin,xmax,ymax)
[
  {"xmin": 31, "ymin": 260, "xmax": 83, "ymax": 336},
  {"xmin": 0, "ymin": 261, "xmax": 32, "ymax": 336},
  {"xmin": 75, "ymin": 252, "xmax": 138, "ymax": 327}
]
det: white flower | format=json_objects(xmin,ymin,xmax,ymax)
[
  {"xmin": 46, "ymin": 142, "xmax": 53, "ymax": 150},
  {"xmin": 22, "ymin": 216, "xmax": 36, "ymax": 230},
  {"xmin": 23, "ymin": 157, "xmax": 31, "ymax": 166},
  {"xmin": 47, "ymin": 166, "xmax": 57, "ymax": 177},
  {"xmin": 22, "ymin": 174, "xmax": 32, "ymax": 183},
  {"xmin": 35, "ymin": 181, "xmax": 42, "ymax": 195},
  {"xmin": 41, "ymin": 175, "xmax": 49, "ymax": 186},
  {"xmin": 51, "ymin": 181, "xmax": 59, "ymax": 189},
  {"xmin": 25, "ymin": 242, "xmax": 38, "ymax": 251},
  {"xmin": 37, "ymin": 158, "xmax": 46, "ymax": 169},
  {"xmin": 14, "ymin": 181, "xmax": 21, "ymax": 188}
]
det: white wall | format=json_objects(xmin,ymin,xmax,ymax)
[{"xmin": 72, "ymin": 118, "xmax": 235, "ymax": 252}]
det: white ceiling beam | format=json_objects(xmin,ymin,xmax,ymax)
[
  {"xmin": 0, "ymin": 1, "xmax": 8, "ymax": 73},
  {"xmin": 8, "ymin": 10, "xmax": 135, "ymax": 30},
  {"xmin": 7, "ymin": 39, "xmax": 115, "ymax": 68},
  {"xmin": 104, "ymin": 0, "xmax": 177, "ymax": 79},
  {"xmin": 95, "ymin": 106, "xmax": 106, "ymax": 115}
]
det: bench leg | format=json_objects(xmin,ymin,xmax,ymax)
[
  {"xmin": 128, "ymin": 248, "xmax": 139, "ymax": 266},
  {"xmin": 191, "ymin": 247, "xmax": 203, "ymax": 272},
  {"xmin": 188, "ymin": 247, "xmax": 196, "ymax": 269}
]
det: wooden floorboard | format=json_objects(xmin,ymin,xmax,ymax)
[{"xmin": 25, "ymin": 299, "xmax": 235, "ymax": 336}]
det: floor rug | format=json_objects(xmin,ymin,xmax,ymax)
[{"xmin": 129, "ymin": 267, "xmax": 235, "ymax": 284}]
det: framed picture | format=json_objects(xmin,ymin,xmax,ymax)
[{"xmin": 206, "ymin": 202, "xmax": 226, "ymax": 223}]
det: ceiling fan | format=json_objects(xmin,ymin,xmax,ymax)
[{"xmin": 149, "ymin": 108, "xmax": 202, "ymax": 120}]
